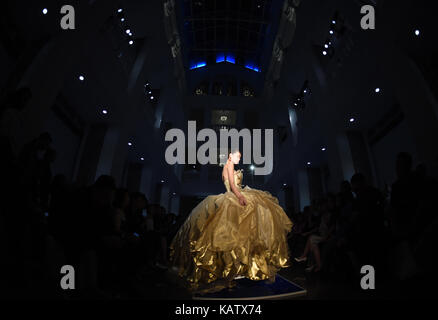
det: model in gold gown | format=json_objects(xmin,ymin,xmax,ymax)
[{"xmin": 169, "ymin": 151, "xmax": 293, "ymax": 294}]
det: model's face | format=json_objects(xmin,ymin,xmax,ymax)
[{"xmin": 230, "ymin": 152, "xmax": 241, "ymax": 164}]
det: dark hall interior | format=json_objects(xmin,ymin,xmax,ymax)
[{"xmin": 0, "ymin": 0, "xmax": 438, "ymax": 302}]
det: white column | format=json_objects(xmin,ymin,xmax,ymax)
[
  {"xmin": 277, "ymin": 188, "xmax": 286, "ymax": 209},
  {"xmin": 95, "ymin": 127, "xmax": 120, "ymax": 180},
  {"xmin": 160, "ymin": 185, "xmax": 170, "ymax": 212},
  {"xmin": 140, "ymin": 166, "xmax": 153, "ymax": 201},
  {"xmin": 336, "ymin": 133, "xmax": 355, "ymax": 181},
  {"xmin": 170, "ymin": 195, "xmax": 180, "ymax": 215}
]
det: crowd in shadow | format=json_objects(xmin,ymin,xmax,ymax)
[
  {"xmin": 1, "ymin": 140, "xmax": 183, "ymax": 298},
  {"xmin": 288, "ymin": 152, "xmax": 438, "ymax": 298},
  {"xmin": 0, "ymin": 89, "xmax": 184, "ymax": 299}
]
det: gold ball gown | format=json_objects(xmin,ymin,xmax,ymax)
[{"xmin": 169, "ymin": 169, "xmax": 293, "ymax": 293}]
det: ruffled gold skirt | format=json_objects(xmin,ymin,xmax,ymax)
[{"xmin": 169, "ymin": 186, "xmax": 293, "ymax": 294}]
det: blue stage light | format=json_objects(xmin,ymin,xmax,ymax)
[
  {"xmin": 216, "ymin": 54, "xmax": 225, "ymax": 63},
  {"xmin": 245, "ymin": 65, "xmax": 260, "ymax": 72},
  {"xmin": 190, "ymin": 62, "xmax": 207, "ymax": 70},
  {"xmin": 225, "ymin": 55, "xmax": 235, "ymax": 64}
]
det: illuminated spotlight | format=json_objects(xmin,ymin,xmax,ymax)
[
  {"xmin": 283, "ymin": 183, "xmax": 287, "ymax": 186},
  {"xmin": 328, "ymin": 41, "xmax": 332, "ymax": 45},
  {"xmin": 150, "ymin": 96, "xmax": 154, "ymax": 100},
  {"xmin": 173, "ymin": 192, "xmax": 176, "ymax": 195},
  {"xmin": 140, "ymin": 157, "xmax": 144, "ymax": 161},
  {"xmin": 148, "ymin": 91, "xmax": 152, "ymax": 94},
  {"xmin": 245, "ymin": 65, "xmax": 260, "ymax": 72},
  {"xmin": 307, "ymin": 162, "xmax": 311, "ymax": 165},
  {"xmin": 190, "ymin": 62, "xmax": 207, "ymax": 69},
  {"xmin": 128, "ymin": 142, "xmax": 132, "ymax": 146},
  {"xmin": 322, "ymin": 50, "xmax": 327, "ymax": 56},
  {"xmin": 332, "ymin": 20, "xmax": 336, "ymax": 24},
  {"xmin": 102, "ymin": 109, "xmax": 108, "ymax": 114},
  {"xmin": 375, "ymin": 87, "xmax": 381, "ymax": 93},
  {"xmin": 118, "ymin": 8, "xmax": 123, "ymax": 13},
  {"xmin": 129, "ymin": 40, "xmax": 134, "ymax": 45},
  {"xmin": 321, "ymin": 147, "xmax": 326, "ymax": 151},
  {"xmin": 125, "ymin": 29, "xmax": 131, "ymax": 34},
  {"xmin": 79, "ymin": 75, "xmax": 85, "ymax": 81},
  {"xmin": 250, "ymin": 165, "xmax": 255, "ymax": 171},
  {"xmin": 324, "ymin": 44, "xmax": 329, "ymax": 48},
  {"xmin": 329, "ymin": 30, "xmax": 334, "ymax": 35},
  {"xmin": 160, "ymin": 180, "xmax": 165, "ymax": 183},
  {"xmin": 349, "ymin": 117, "xmax": 355, "ymax": 123},
  {"xmin": 120, "ymin": 18, "xmax": 125, "ymax": 22},
  {"xmin": 225, "ymin": 55, "xmax": 235, "ymax": 64},
  {"xmin": 304, "ymin": 89, "xmax": 307, "ymax": 93},
  {"xmin": 128, "ymin": 32, "xmax": 132, "ymax": 36},
  {"xmin": 42, "ymin": 8, "xmax": 48, "ymax": 15},
  {"xmin": 415, "ymin": 29, "xmax": 420, "ymax": 36},
  {"xmin": 216, "ymin": 53, "xmax": 225, "ymax": 63}
]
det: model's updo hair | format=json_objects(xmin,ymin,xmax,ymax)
[{"xmin": 228, "ymin": 148, "xmax": 241, "ymax": 158}]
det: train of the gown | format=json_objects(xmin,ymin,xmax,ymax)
[{"xmin": 169, "ymin": 186, "xmax": 293, "ymax": 293}]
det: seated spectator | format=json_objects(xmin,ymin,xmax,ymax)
[
  {"xmin": 166, "ymin": 213, "xmax": 178, "ymax": 245},
  {"xmin": 122, "ymin": 192, "xmax": 148, "ymax": 270},
  {"xmin": 350, "ymin": 173, "xmax": 385, "ymax": 269},
  {"xmin": 125, "ymin": 192, "xmax": 148, "ymax": 237},
  {"xmin": 412, "ymin": 163, "xmax": 438, "ymax": 240},
  {"xmin": 294, "ymin": 198, "xmax": 335, "ymax": 272},
  {"xmin": 288, "ymin": 207, "xmax": 311, "ymax": 256},
  {"xmin": 113, "ymin": 188, "xmax": 130, "ymax": 237},
  {"xmin": 147, "ymin": 205, "xmax": 169, "ymax": 268},
  {"xmin": 17, "ymin": 132, "xmax": 53, "ymax": 212},
  {"xmin": 334, "ymin": 183, "xmax": 354, "ymax": 250},
  {"xmin": 390, "ymin": 152, "xmax": 421, "ymax": 242}
]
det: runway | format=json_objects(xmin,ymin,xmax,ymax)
[{"xmin": 192, "ymin": 274, "xmax": 307, "ymax": 300}]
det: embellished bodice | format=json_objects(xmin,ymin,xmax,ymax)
[{"xmin": 223, "ymin": 169, "xmax": 243, "ymax": 192}]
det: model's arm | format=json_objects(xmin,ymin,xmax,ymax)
[{"xmin": 226, "ymin": 163, "xmax": 247, "ymax": 206}]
